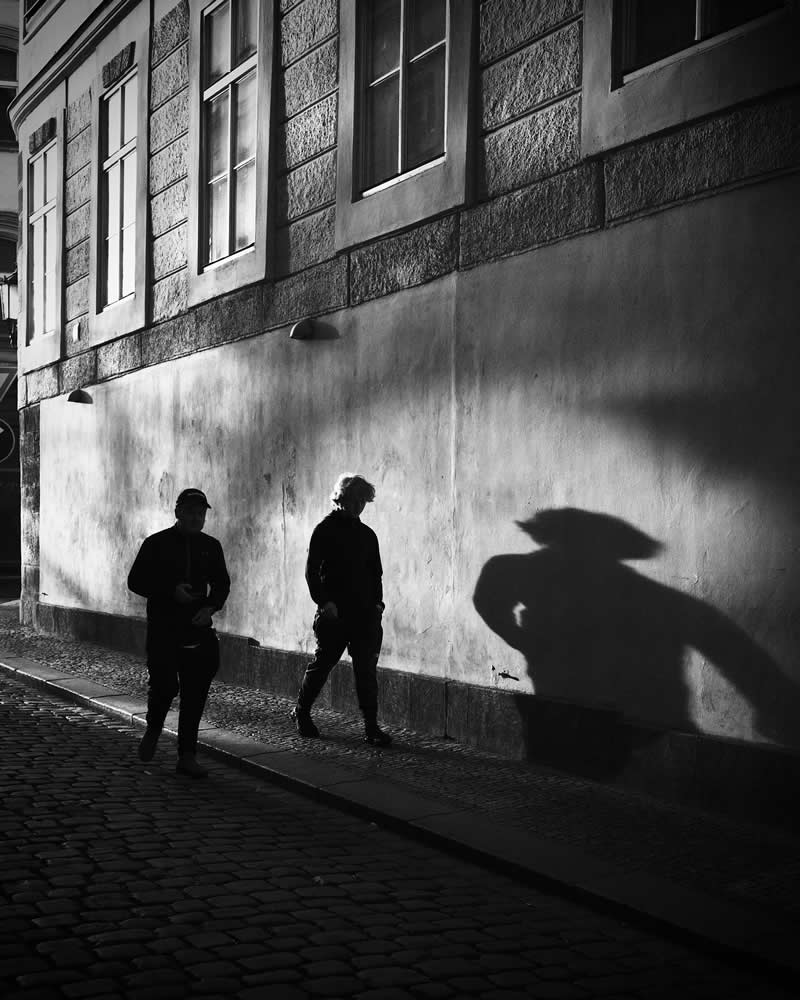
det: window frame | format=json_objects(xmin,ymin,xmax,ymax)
[
  {"xmin": 0, "ymin": 42, "xmax": 17, "ymax": 152},
  {"xmin": 335, "ymin": 0, "xmax": 476, "ymax": 251},
  {"xmin": 88, "ymin": 33, "xmax": 149, "ymax": 346},
  {"xmin": 187, "ymin": 0, "xmax": 275, "ymax": 308},
  {"xmin": 18, "ymin": 82, "xmax": 64, "ymax": 374},
  {"xmin": 582, "ymin": 0, "xmax": 800, "ymax": 156}
]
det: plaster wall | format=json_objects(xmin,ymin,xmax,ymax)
[{"xmin": 39, "ymin": 174, "xmax": 800, "ymax": 748}]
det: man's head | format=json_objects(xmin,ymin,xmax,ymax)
[
  {"xmin": 330, "ymin": 474, "xmax": 376, "ymax": 518},
  {"xmin": 175, "ymin": 488, "xmax": 211, "ymax": 534}
]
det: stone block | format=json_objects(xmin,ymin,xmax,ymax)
[
  {"xmin": 275, "ymin": 205, "xmax": 335, "ymax": 277},
  {"xmin": 65, "ymin": 164, "xmax": 91, "ymax": 214},
  {"xmin": 152, "ymin": 0, "xmax": 189, "ymax": 66},
  {"xmin": 149, "ymin": 134, "xmax": 188, "ymax": 195},
  {"xmin": 17, "ymin": 373, "xmax": 27, "ymax": 409},
  {"xmin": 65, "ymin": 204, "xmax": 91, "ymax": 250},
  {"xmin": 280, "ymin": 0, "xmax": 337, "ymax": 67},
  {"xmin": 350, "ymin": 215, "xmax": 458, "ymax": 305},
  {"xmin": 65, "ymin": 276, "xmax": 90, "ymax": 322},
  {"xmin": 460, "ymin": 162, "xmax": 603, "ymax": 268},
  {"xmin": 150, "ymin": 44, "xmax": 188, "ymax": 111},
  {"xmin": 277, "ymin": 149, "xmax": 336, "ymax": 223},
  {"xmin": 59, "ymin": 351, "xmax": 96, "ymax": 394},
  {"xmin": 97, "ymin": 334, "xmax": 141, "ymax": 380},
  {"xmin": 481, "ymin": 21, "xmax": 581, "ymax": 131},
  {"xmin": 65, "ymin": 126, "xmax": 92, "ymax": 179},
  {"xmin": 150, "ymin": 178, "xmax": 189, "ymax": 237},
  {"xmin": 151, "ymin": 222, "xmax": 188, "ymax": 280},
  {"xmin": 194, "ymin": 282, "xmax": 262, "ymax": 348},
  {"xmin": 605, "ymin": 93, "xmax": 800, "ymax": 222},
  {"xmin": 280, "ymin": 37, "xmax": 338, "ymax": 120},
  {"xmin": 151, "ymin": 268, "xmax": 188, "ymax": 322},
  {"xmin": 66, "ymin": 90, "xmax": 91, "ymax": 139},
  {"xmin": 261, "ymin": 255, "xmax": 347, "ymax": 329},
  {"xmin": 26, "ymin": 366, "xmax": 58, "ymax": 404},
  {"xmin": 102, "ymin": 41, "xmax": 136, "ymax": 89},
  {"xmin": 64, "ymin": 240, "xmax": 90, "ymax": 285},
  {"xmin": 150, "ymin": 90, "xmax": 188, "ymax": 153},
  {"xmin": 480, "ymin": 0, "xmax": 581, "ymax": 65},
  {"xmin": 279, "ymin": 92, "xmax": 337, "ymax": 172},
  {"xmin": 482, "ymin": 94, "xmax": 580, "ymax": 197},
  {"xmin": 140, "ymin": 310, "xmax": 198, "ymax": 365}
]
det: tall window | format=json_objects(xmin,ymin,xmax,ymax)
[
  {"xmin": 0, "ymin": 48, "xmax": 16, "ymax": 146},
  {"xmin": 100, "ymin": 72, "xmax": 138, "ymax": 307},
  {"xmin": 359, "ymin": 0, "xmax": 447, "ymax": 193},
  {"xmin": 201, "ymin": 0, "xmax": 258, "ymax": 265},
  {"xmin": 27, "ymin": 142, "xmax": 57, "ymax": 339}
]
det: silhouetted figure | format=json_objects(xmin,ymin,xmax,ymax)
[
  {"xmin": 128, "ymin": 488, "xmax": 230, "ymax": 777},
  {"xmin": 292, "ymin": 474, "xmax": 391, "ymax": 746}
]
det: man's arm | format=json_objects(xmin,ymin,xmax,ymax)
[
  {"xmin": 128, "ymin": 537, "xmax": 166, "ymax": 599},
  {"xmin": 305, "ymin": 524, "xmax": 332, "ymax": 607},
  {"xmin": 207, "ymin": 540, "xmax": 231, "ymax": 611},
  {"xmin": 374, "ymin": 535, "xmax": 384, "ymax": 610}
]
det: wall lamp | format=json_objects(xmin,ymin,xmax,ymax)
[
  {"xmin": 67, "ymin": 388, "xmax": 93, "ymax": 404},
  {"xmin": 290, "ymin": 317, "xmax": 315, "ymax": 340}
]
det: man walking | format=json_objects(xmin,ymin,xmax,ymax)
[
  {"xmin": 128, "ymin": 488, "xmax": 230, "ymax": 777},
  {"xmin": 292, "ymin": 474, "xmax": 391, "ymax": 746}
]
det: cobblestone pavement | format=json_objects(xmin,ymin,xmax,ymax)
[{"xmin": 2, "ymin": 671, "xmax": 797, "ymax": 1000}]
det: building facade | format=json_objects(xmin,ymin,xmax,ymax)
[{"xmin": 11, "ymin": 0, "xmax": 800, "ymax": 807}]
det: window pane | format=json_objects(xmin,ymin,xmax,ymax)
[
  {"xmin": 106, "ymin": 87, "xmax": 122, "ymax": 155},
  {"xmin": 234, "ymin": 71, "xmax": 256, "ymax": 166},
  {"xmin": 363, "ymin": 75, "xmax": 399, "ymax": 189},
  {"xmin": 0, "ymin": 48, "xmax": 16, "ymax": 81},
  {"xmin": 234, "ymin": 0, "xmax": 258, "ymax": 66},
  {"xmin": 207, "ymin": 176, "xmax": 228, "ymax": 262},
  {"xmin": 45, "ymin": 147, "xmax": 56, "ymax": 203},
  {"xmin": 45, "ymin": 212, "xmax": 56, "ymax": 332},
  {"xmin": 31, "ymin": 217, "xmax": 43, "ymax": 335},
  {"xmin": 105, "ymin": 232, "xmax": 120, "ymax": 304},
  {"xmin": 623, "ymin": 0, "xmax": 696, "ymax": 73},
  {"xmin": 405, "ymin": 46, "xmax": 445, "ymax": 171},
  {"xmin": 0, "ymin": 88, "xmax": 14, "ymax": 144},
  {"xmin": 233, "ymin": 160, "xmax": 255, "ymax": 251},
  {"xmin": 123, "ymin": 75, "xmax": 138, "ymax": 143},
  {"xmin": 31, "ymin": 154, "xmax": 43, "ymax": 211},
  {"xmin": 408, "ymin": 0, "xmax": 446, "ymax": 58},
  {"xmin": 121, "ymin": 224, "xmax": 135, "ymax": 297},
  {"xmin": 122, "ymin": 151, "xmax": 137, "ymax": 227},
  {"xmin": 206, "ymin": 91, "xmax": 229, "ymax": 181},
  {"xmin": 105, "ymin": 161, "xmax": 121, "ymax": 238},
  {"xmin": 705, "ymin": 0, "xmax": 782, "ymax": 35},
  {"xmin": 205, "ymin": 0, "xmax": 230, "ymax": 85},
  {"xmin": 366, "ymin": 0, "xmax": 401, "ymax": 82}
]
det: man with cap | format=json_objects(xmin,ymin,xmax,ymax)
[{"xmin": 128, "ymin": 488, "xmax": 230, "ymax": 777}]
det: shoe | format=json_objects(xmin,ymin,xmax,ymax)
[
  {"xmin": 364, "ymin": 724, "xmax": 392, "ymax": 747},
  {"xmin": 291, "ymin": 707, "xmax": 320, "ymax": 738},
  {"xmin": 138, "ymin": 728, "xmax": 161, "ymax": 762},
  {"xmin": 175, "ymin": 754, "xmax": 209, "ymax": 778}
]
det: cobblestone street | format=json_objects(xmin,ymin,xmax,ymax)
[{"xmin": 1, "ymin": 671, "xmax": 794, "ymax": 1000}]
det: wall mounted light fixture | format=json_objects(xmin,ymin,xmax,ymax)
[
  {"xmin": 67, "ymin": 388, "xmax": 93, "ymax": 404},
  {"xmin": 290, "ymin": 317, "xmax": 315, "ymax": 340}
]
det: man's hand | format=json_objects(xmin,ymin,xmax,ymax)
[
  {"xmin": 175, "ymin": 582, "xmax": 195, "ymax": 605},
  {"xmin": 191, "ymin": 606, "xmax": 214, "ymax": 627},
  {"xmin": 320, "ymin": 601, "xmax": 338, "ymax": 618}
]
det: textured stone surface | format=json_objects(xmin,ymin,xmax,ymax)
[
  {"xmin": 65, "ymin": 203, "xmax": 91, "ymax": 250},
  {"xmin": 29, "ymin": 117, "xmax": 55, "ymax": 154},
  {"xmin": 65, "ymin": 164, "xmax": 91, "ymax": 214},
  {"xmin": 140, "ymin": 310, "xmax": 198, "ymax": 364},
  {"xmin": 605, "ymin": 94, "xmax": 800, "ymax": 221},
  {"xmin": 150, "ymin": 43, "xmax": 188, "ymax": 111},
  {"xmin": 460, "ymin": 163, "xmax": 602, "ymax": 267},
  {"xmin": 149, "ymin": 134, "xmax": 188, "ymax": 195},
  {"xmin": 482, "ymin": 94, "xmax": 580, "ymax": 197},
  {"xmin": 66, "ymin": 91, "xmax": 91, "ymax": 139},
  {"xmin": 350, "ymin": 216, "xmax": 458, "ymax": 305},
  {"xmin": 280, "ymin": 0, "xmax": 337, "ymax": 67},
  {"xmin": 65, "ymin": 126, "xmax": 92, "ymax": 179},
  {"xmin": 275, "ymin": 206, "xmax": 335, "ymax": 277},
  {"xmin": 280, "ymin": 92, "xmax": 337, "ymax": 171},
  {"xmin": 262, "ymin": 255, "xmax": 347, "ymax": 328},
  {"xmin": 277, "ymin": 149, "xmax": 336, "ymax": 223},
  {"xmin": 481, "ymin": 21, "xmax": 581, "ymax": 130},
  {"xmin": 65, "ymin": 276, "xmax": 90, "ymax": 322},
  {"xmin": 25, "ymin": 366, "xmax": 58, "ymax": 404},
  {"xmin": 150, "ymin": 90, "xmax": 188, "ymax": 153},
  {"xmin": 102, "ymin": 41, "xmax": 135, "ymax": 89},
  {"xmin": 64, "ymin": 240, "xmax": 90, "ymax": 286},
  {"xmin": 96, "ymin": 334, "xmax": 141, "ymax": 380},
  {"xmin": 151, "ymin": 268, "xmax": 188, "ymax": 322},
  {"xmin": 59, "ymin": 350, "xmax": 97, "ymax": 393},
  {"xmin": 151, "ymin": 222, "xmax": 188, "ymax": 280},
  {"xmin": 480, "ymin": 0, "xmax": 582, "ymax": 64},
  {"xmin": 150, "ymin": 177, "xmax": 189, "ymax": 237},
  {"xmin": 152, "ymin": 0, "xmax": 189, "ymax": 66},
  {"xmin": 280, "ymin": 37, "xmax": 338, "ymax": 119}
]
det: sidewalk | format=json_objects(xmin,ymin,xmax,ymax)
[{"xmin": 2, "ymin": 601, "xmax": 799, "ymax": 983}]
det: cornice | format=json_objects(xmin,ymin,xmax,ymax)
[{"xmin": 9, "ymin": 0, "xmax": 141, "ymax": 134}]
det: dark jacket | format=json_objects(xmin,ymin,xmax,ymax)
[
  {"xmin": 128, "ymin": 525, "xmax": 230, "ymax": 645},
  {"xmin": 305, "ymin": 509, "xmax": 383, "ymax": 615}
]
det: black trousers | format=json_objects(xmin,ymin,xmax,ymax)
[
  {"xmin": 298, "ymin": 609, "xmax": 383, "ymax": 720},
  {"xmin": 145, "ymin": 629, "xmax": 219, "ymax": 755}
]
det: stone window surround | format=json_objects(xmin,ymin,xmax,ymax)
[
  {"xmin": 335, "ymin": 0, "xmax": 476, "ymax": 251},
  {"xmin": 582, "ymin": 0, "xmax": 800, "ymax": 156},
  {"xmin": 88, "ymin": 32, "xmax": 150, "ymax": 347},
  {"xmin": 19, "ymin": 82, "xmax": 64, "ymax": 375},
  {"xmin": 186, "ymin": 0, "xmax": 275, "ymax": 309}
]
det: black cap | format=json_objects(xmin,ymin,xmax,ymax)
[{"xmin": 176, "ymin": 488, "xmax": 211, "ymax": 509}]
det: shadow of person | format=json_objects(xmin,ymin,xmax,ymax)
[{"xmin": 473, "ymin": 508, "xmax": 797, "ymax": 770}]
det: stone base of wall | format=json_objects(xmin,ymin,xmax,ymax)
[{"xmin": 30, "ymin": 601, "xmax": 799, "ymax": 833}]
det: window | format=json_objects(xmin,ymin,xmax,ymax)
[
  {"xmin": 583, "ymin": 0, "xmax": 799, "ymax": 155},
  {"xmin": 336, "ymin": 0, "xmax": 475, "ymax": 250},
  {"xmin": 188, "ymin": 0, "xmax": 273, "ymax": 306},
  {"xmin": 100, "ymin": 72, "xmax": 137, "ymax": 307},
  {"xmin": 27, "ymin": 142, "xmax": 58, "ymax": 340},
  {"xmin": 0, "ymin": 48, "xmax": 16, "ymax": 147}
]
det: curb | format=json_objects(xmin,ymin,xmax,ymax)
[{"xmin": 1, "ymin": 651, "xmax": 797, "ymax": 984}]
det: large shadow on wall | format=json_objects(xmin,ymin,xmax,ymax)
[{"xmin": 473, "ymin": 508, "xmax": 799, "ymax": 767}]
